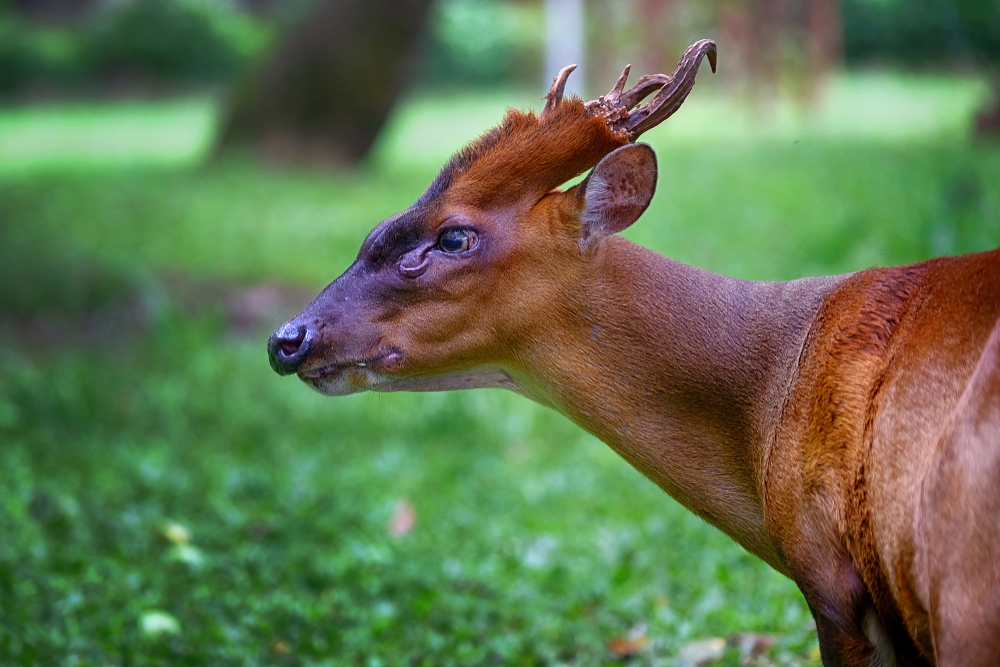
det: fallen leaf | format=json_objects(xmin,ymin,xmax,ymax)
[
  {"xmin": 168, "ymin": 544, "xmax": 204, "ymax": 567},
  {"xmin": 728, "ymin": 633, "xmax": 779, "ymax": 664},
  {"xmin": 608, "ymin": 635, "xmax": 649, "ymax": 658},
  {"xmin": 608, "ymin": 622, "xmax": 649, "ymax": 658},
  {"xmin": 162, "ymin": 521, "xmax": 190, "ymax": 546},
  {"xmin": 677, "ymin": 637, "xmax": 726, "ymax": 667},
  {"xmin": 388, "ymin": 500, "xmax": 415, "ymax": 537},
  {"xmin": 140, "ymin": 610, "xmax": 180, "ymax": 637}
]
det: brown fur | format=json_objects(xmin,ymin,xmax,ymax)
[
  {"xmin": 431, "ymin": 99, "xmax": 628, "ymax": 207},
  {"xmin": 269, "ymin": 82, "xmax": 1000, "ymax": 667},
  {"xmin": 768, "ymin": 252, "xmax": 1000, "ymax": 665}
]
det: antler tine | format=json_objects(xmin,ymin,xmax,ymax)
[
  {"xmin": 540, "ymin": 64, "xmax": 577, "ymax": 122},
  {"xmin": 621, "ymin": 39, "xmax": 717, "ymax": 138},
  {"xmin": 618, "ymin": 73, "xmax": 671, "ymax": 111},
  {"xmin": 603, "ymin": 64, "xmax": 632, "ymax": 106}
]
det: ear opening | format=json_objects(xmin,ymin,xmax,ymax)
[{"xmin": 577, "ymin": 143, "xmax": 657, "ymax": 250}]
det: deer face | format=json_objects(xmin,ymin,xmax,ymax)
[
  {"xmin": 266, "ymin": 200, "xmax": 532, "ymax": 396},
  {"xmin": 267, "ymin": 40, "xmax": 715, "ymax": 397},
  {"xmin": 267, "ymin": 143, "xmax": 659, "ymax": 397}
]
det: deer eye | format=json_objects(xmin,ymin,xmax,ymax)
[{"xmin": 438, "ymin": 228, "xmax": 476, "ymax": 253}]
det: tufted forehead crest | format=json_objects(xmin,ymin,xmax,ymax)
[{"xmin": 416, "ymin": 99, "xmax": 629, "ymax": 209}]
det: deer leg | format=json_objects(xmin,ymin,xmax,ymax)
[
  {"xmin": 781, "ymin": 517, "xmax": 898, "ymax": 667},
  {"xmin": 802, "ymin": 578, "xmax": 896, "ymax": 667}
]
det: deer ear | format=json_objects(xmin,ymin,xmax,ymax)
[{"xmin": 577, "ymin": 143, "xmax": 657, "ymax": 249}]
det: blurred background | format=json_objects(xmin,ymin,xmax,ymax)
[{"xmin": 0, "ymin": 0, "xmax": 998, "ymax": 665}]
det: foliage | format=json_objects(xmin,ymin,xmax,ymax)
[
  {"xmin": 83, "ymin": 0, "xmax": 272, "ymax": 84},
  {"xmin": 4, "ymin": 0, "xmax": 1000, "ymax": 99},
  {"xmin": 0, "ymin": 0, "xmax": 271, "ymax": 95},
  {"xmin": 0, "ymin": 76, "xmax": 997, "ymax": 664},
  {"xmin": 843, "ymin": 0, "xmax": 1000, "ymax": 66},
  {"xmin": 418, "ymin": 0, "xmax": 543, "ymax": 86},
  {"xmin": 0, "ymin": 15, "xmax": 82, "ymax": 94},
  {"xmin": 0, "ymin": 0, "xmax": 545, "ymax": 96}
]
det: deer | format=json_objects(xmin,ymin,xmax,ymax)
[{"xmin": 266, "ymin": 40, "xmax": 1000, "ymax": 667}]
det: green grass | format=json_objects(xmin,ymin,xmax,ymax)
[
  {"xmin": 0, "ymin": 97, "xmax": 217, "ymax": 175},
  {"xmin": 0, "ymin": 72, "xmax": 998, "ymax": 666}
]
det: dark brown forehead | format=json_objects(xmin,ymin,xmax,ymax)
[{"xmin": 416, "ymin": 99, "xmax": 628, "ymax": 209}]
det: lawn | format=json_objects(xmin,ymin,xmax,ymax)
[{"xmin": 0, "ymin": 72, "xmax": 997, "ymax": 666}]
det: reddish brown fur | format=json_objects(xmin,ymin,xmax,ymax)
[
  {"xmin": 269, "ymin": 56, "xmax": 1000, "ymax": 667},
  {"xmin": 439, "ymin": 99, "xmax": 628, "ymax": 207},
  {"xmin": 769, "ymin": 252, "xmax": 1000, "ymax": 665}
]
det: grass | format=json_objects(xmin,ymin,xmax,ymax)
[
  {"xmin": 0, "ymin": 71, "xmax": 998, "ymax": 666},
  {"xmin": 0, "ymin": 97, "xmax": 216, "ymax": 175}
]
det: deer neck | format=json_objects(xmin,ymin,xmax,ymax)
[{"xmin": 513, "ymin": 236, "xmax": 843, "ymax": 572}]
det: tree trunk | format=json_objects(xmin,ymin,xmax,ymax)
[
  {"xmin": 975, "ymin": 78, "xmax": 1000, "ymax": 139},
  {"xmin": 215, "ymin": 0, "xmax": 433, "ymax": 166}
]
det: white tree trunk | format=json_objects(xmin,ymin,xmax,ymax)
[{"xmin": 544, "ymin": 0, "xmax": 586, "ymax": 98}]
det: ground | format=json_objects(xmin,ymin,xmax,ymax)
[{"xmin": 0, "ymin": 73, "xmax": 997, "ymax": 666}]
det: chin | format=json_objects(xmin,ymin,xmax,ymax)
[{"xmin": 299, "ymin": 366, "xmax": 391, "ymax": 396}]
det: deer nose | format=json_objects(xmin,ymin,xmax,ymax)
[{"xmin": 267, "ymin": 322, "xmax": 311, "ymax": 376}]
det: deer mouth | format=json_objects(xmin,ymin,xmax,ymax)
[
  {"xmin": 302, "ymin": 349, "xmax": 400, "ymax": 377},
  {"xmin": 296, "ymin": 349, "xmax": 404, "ymax": 395}
]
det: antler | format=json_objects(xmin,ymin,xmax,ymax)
[
  {"xmin": 540, "ymin": 64, "xmax": 578, "ymax": 122},
  {"xmin": 541, "ymin": 39, "xmax": 717, "ymax": 139},
  {"xmin": 612, "ymin": 39, "xmax": 717, "ymax": 137}
]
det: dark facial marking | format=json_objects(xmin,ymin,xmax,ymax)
[
  {"xmin": 359, "ymin": 206, "xmax": 431, "ymax": 269},
  {"xmin": 414, "ymin": 123, "xmax": 513, "ymax": 207}
]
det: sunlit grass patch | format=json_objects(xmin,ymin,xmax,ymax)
[
  {"xmin": 645, "ymin": 69, "xmax": 988, "ymax": 145},
  {"xmin": 0, "ymin": 96, "xmax": 217, "ymax": 174}
]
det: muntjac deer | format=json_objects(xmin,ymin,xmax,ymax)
[{"xmin": 267, "ymin": 40, "xmax": 1000, "ymax": 666}]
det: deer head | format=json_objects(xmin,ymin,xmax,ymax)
[{"xmin": 267, "ymin": 40, "xmax": 717, "ymax": 400}]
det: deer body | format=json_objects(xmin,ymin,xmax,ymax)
[
  {"xmin": 267, "ymin": 41, "xmax": 1000, "ymax": 666},
  {"xmin": 767, "ymin": 251, "xmax": 1000, "ymax": 666}
]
